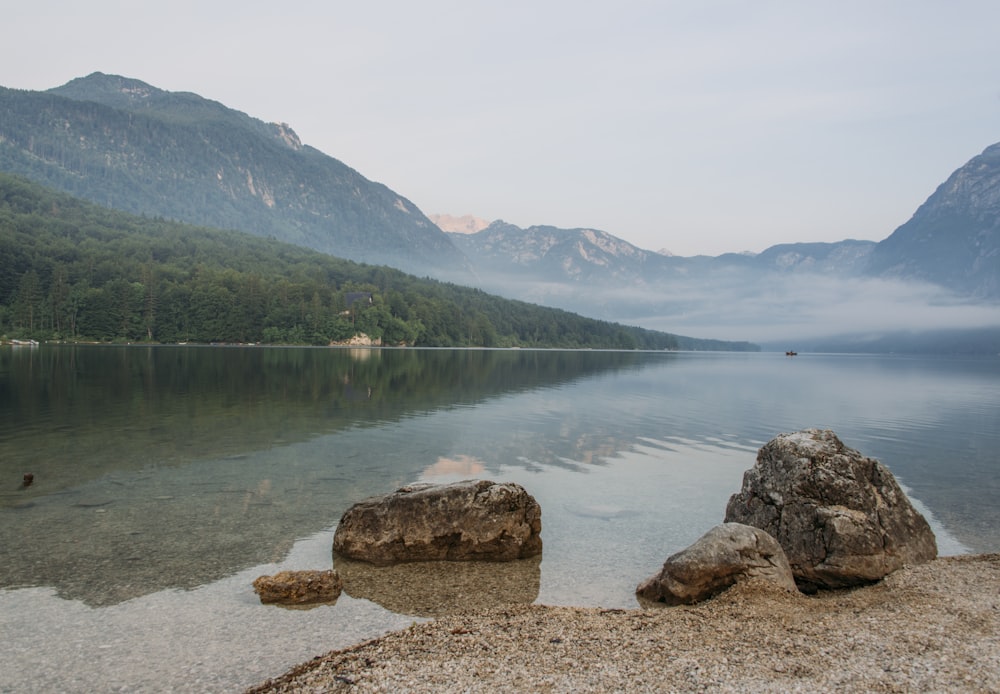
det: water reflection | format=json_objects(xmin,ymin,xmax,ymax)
[
  {"xmin": 1, "ymin": 347, "xmax": 997, "ymax": 609},
  {"xmin": 0, "ymin": 345, "xmax": 651, "ymax": 498},
  {"xmin": 0, "ymin": 346, "xmax": 656, "ymax": 605},
  {"xmin": 423, "ymin": 455, "xmax": 488, "ymax": 478},
  {"xmin": 334, "ymin": 555, "xmax": 541, "ymax": 617},
  {"xmin": 1, "ymin": 347, "xmax": 996, "ymax": 693}
]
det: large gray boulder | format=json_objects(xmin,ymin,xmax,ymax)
[
  {"xmin": 725, "ymin": 429, "xmax": 937, "ymax": 591},
  {"xmin": 636, "ymin": 523, "xmax": 797, "ymax": 605},
  {"xmin": 332, "ymin": 480, "xmax": 542, "ymax": 565}
]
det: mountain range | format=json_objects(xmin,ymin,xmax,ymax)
[
  {"xmin": 866, "ymin": 142, "xmax": 1000, "ymax": 298},
  {"xmin": 1, "ymin": 72, "xmax": 998, "ymax": 351},
  {"xmin": 445, "ymin": 144, "xmax": 1000, "ymax": 300},
  {"xmin": 440, "ymin": 146, "xmax": 1000, "ymax": 349},
  {"xmin": 0, "ymin": 73, "xmax": 469, "ymax": 278}
]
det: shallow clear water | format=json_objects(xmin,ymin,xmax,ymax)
[{"xmin": 1, "ymin": 346, "xmax": 997, "ymax": 692}]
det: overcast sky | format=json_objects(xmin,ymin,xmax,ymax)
[{"xmin": 4, "ymin": 1, "xmax": 1000, "ymax": 256}]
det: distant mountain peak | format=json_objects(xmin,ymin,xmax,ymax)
[
  {"xmin": 447, "ymin": 221, "xmax": 658, "ymax": 283},
  {"xmin": 50, "ymin": 73, "xmax": 304, "ymax": 151},
  {"xmin": 51, "ymin": 72, "xmax": 165, "ymax": 106},
  {"xmin": 430, "ymin": 213, "xmax": 491, "ymax": 234}
]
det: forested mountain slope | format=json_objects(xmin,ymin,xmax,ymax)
[
  {"xmin": 0, "ymin": 174, "xmax": 757, "ymax": 350},
  {"xmin": 0, "ymin": 73, "xmax": 469, "ymax": 277}
]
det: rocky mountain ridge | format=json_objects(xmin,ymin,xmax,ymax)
[
  {"xmin": 449, "ymin": 223, "xmax": 881, "ymax": 285},
  {"xmin": 428, "ymin": 214, "xmax": 490, "ymax": 235},
  {"xmin": 0, "ymin": 73, "xmax": 470, "ymax": 277},
  {"xmin": 866, "ymin": 142, "xmax": 1000, "ymax": 298},
  {"xmin": 448, "ymin": 222, "xmax": 664, "ymax": 283},
  {"xmin": 441, "ymin": 144, "xmax": 1000, "ymax": 351},
  {"xmin": 1, "ymin": 72, "xmax": 997, "ymax": 350},
  {"xmin": 445, "ymin": 141, "xmax": 1000, "ymax": 303}
]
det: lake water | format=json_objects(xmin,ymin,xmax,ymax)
[{"xmin": 1, "ymin": 345, "xmax": 997, "ymax": 692}]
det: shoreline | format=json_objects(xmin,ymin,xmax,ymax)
[{"xmin": 248, "ymin": 554, "xmax": 1000, "ymax": 693}]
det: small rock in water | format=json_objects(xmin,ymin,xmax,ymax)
[
  {"xmin": 252, "ymin": 569, "xmax": 343, "ymax": 606},
  {"xmin": 22, "ymin": 473, "xmax": 34, "ymax": 487}
]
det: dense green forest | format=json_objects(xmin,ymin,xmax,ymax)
[
  {"xmin": 0, "ymin": 78, "xmax": 467, "ymax": 275},
  {"xmin": 0, "ymin": 174, "xmax": 756, "ymax": 350}
]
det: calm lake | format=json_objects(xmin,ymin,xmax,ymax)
[{"xmin": 1, "ymin": 345, "xmax": 998, "ymax": 692}]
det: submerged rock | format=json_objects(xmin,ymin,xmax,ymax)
[
  {"xmin": 724, "ymin": 428, "xmax": 937, "ymax": 591},
  {"xmin": 252, "ymin": 569, "xmax": 343, "ymax": 605},
  {"xmin": 636, "ymin": 522, "xmax": 797, "ymax": 606},
  {"xmin": 333, "ymin": 480, "xmax": 542, "ymax": 565},
  {"xmin": 334, "ymin": 554, "xmax": 541, "ymax": 617}
]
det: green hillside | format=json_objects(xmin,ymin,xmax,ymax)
[
  {"xmin": 0, "ymin": 174, "xmax": 758, "ymax": 350},
  {"xmin": 0, "ymin": 74, "xmax": 468, "ymax": 277}
]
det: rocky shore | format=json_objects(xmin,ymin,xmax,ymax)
[{"xmin": 248, "ymin": 554, "xmax": 999, "ymax": 693}]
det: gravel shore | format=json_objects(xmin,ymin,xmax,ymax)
[{"xmin": 248, "ymin": 554, "xmax": 999, "ymax": 693}]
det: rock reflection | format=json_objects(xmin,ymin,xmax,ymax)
[{"xmin": 333, "ymin": 554, "xmax": 541, "ymax": 617}]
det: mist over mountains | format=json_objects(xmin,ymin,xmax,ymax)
[
  {"xmin": 442, "ymin": 145, "xmax": 1000, "ymax": 351},
  {"xmin": 446, "ymin": 222, "xmax": 1000, "ymax": 351},
  {"xmin": 1, "ymin": 72, "xmax": 998, "ymax": 352}
]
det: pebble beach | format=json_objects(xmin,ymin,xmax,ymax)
[{"xmin": 247, "ymin": 554, "xmax": 1000, "ymax": 693}]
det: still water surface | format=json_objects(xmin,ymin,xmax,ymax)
[{"xmin": 1, "ymin": 346, "xmax": 997, "ymax": 692}]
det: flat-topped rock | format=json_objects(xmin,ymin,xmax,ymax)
[
  {"xmin": 252, "ymin": 569, "xmax": 343, "ymax": 605},
  {"xmin": 332, "ymin": 480, "xmax": 542, "ymax": 565},
  {"xmin": 725, "ymin": 428, "xmax": 937, "ymax": 590}
]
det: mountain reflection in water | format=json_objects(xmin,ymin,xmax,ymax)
[
  {"xmin": 0, "ymin": 346, "xmax": 997, "ymax": 693},
  {"xmin": 0, "ymin": 346, "xmax": 649, "ymax": 605}
]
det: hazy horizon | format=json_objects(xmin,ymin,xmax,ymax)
[{"xmin": 4, "ymin": 1, "xmax": 1000, "ymax": 256}]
